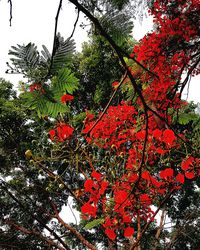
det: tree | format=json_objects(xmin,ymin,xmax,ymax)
[
  {"xmin": 0, "ymin": 79, "xmax": 71, "ymax": 249},
  {"xmin": 1, "ymin": 0, "xmax": 200, "ymax": 249}
]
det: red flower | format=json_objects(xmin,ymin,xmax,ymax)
[
  {"xmin": 162, "ymin": 129, "xmax": 176, "ymax": 146},
  {"xmin": 49, "ymin": 129, "xmax": 56, "ymax": 140},
  {"xmin": 29, "ymin": 83, "xmax": 44, "ymax": 93},
  {"xmin": 176, "ymin": 173, "xmax": 185, "ymax": 184},
  {"xmin": 181, "ymin": 157, "xmax": 194, "ymax": 171},
  {"xmin": 99, "ymin": 181, "xmax": 109, "ymax": 195},
  {"xmin": 142, "ymin": 171, "xmax": 151, "ymax": 181},
  {"xmin": 105, "ymin": 228, "xmax": 116, "ymax": 240},
  {"xmin": 60, "ymin": 94, "xmax": 74, "ymax": 103},
  {"xmin": 140, "ymin": 194, "xmax": 151, "ymax": 205},
  {"xmin": 135, "ymin": 130, "xmax": 146, "ymax": 140},
  {"xmin": 91, "ymin": 171, "xmax": 102, "ymax": 181},
  {"xmin": 57, "ymin": 124, "xmax": 74, "ymax": 141},
  {"xmin": 153, "ymin": 129, "xmax": 162, "ymax": 139},
  {"xmin": 122, "ymin": 214, "xmax": 132, "ymax": 223},
  {"xmin": 49, "ymin": 123, "xmax": 74, "ymax": 142},
  {"xmin": 81, "ymin": 202, "xmax": 97, "ymax": 217},
  {"xmin": 114, "ymin": 190, "xmax": 128, "ymax": 204},
  {"xmin": 84, "ymin": 179, "xmax": 94, "ymax": 192},
  {"xmin": 160, "ymin": 168, "xmax": 174, "ymax": 179},
  {"xmin": 124, "ymin": 227, "xmax": 134, "ymax": 238},
  {"xmin": 185, "ymin": 172, "xmax": 195, "ymax": 179},
  {"xmin": 112, "ymin": 81, "xmax": 119, "ymax": 88}
]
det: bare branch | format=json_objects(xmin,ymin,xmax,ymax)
[
  {"xmin": 152, "ymin": 209, "xmax": 167, "ymax": 250},
  {"xmin": 129, "ymin": 190, "xmax": 174, "ymax": 250},
  {"xmin": 68, "ymin": 9, "xmax": 80, "ymax": 40},
  {"xmin": 51, "ymin": 202, "xmax": 97, "ymax": 250},
  {"xmin": 8, "ymin": 0, "xmax": 13, "ymax": 26},
  {"xmin": 48, "ymin": 0, "xmax": 63, "ymax": 77},
  {"xmin": 0, "ymin": 180, "xmax": 70, "ymax": 250}
]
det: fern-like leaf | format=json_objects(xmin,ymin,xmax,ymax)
[
  {"xmin": 99, "ymin": 10, "xmax": 133, "ymax": 46},
  {"xmin": 50, "ymin": 33, "xmax": 76, "ymax": 74},
  {"xmin": 9, "ymin": 43, "xmax": 39, "ymax": 72},
  {"xmin": 51, "ymin": 68, "xmax": 79, "ymax": 100}
]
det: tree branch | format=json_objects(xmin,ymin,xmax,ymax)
[
  {"xmin": 48, "ymin": 0, "xmax": 63, "ymax": 77},
  {"xmin": 8, "ymin": 0, "xmax": 13, "ymax": 26},
  {"xmin": 5, "ymin": 220, "xmax": 66, "ymax": 250},
  {"xmin": 129, "ymin": 190, "xmax": 174, "ymax": 250},
  {"xmin": 0, "ymin": 180, "xmax": 70, "ymax": 250},
  {"xmin": 68, "ymin": 9, "xmax": 80, "ymax": 40},
  {"xmin": 51, "ymin": 201, "xmax": 97, "ymax": 250}
]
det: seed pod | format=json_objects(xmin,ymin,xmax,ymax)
[{"xmin": 25, "ymin": 150, "xmax": 32, "ymax": 158}]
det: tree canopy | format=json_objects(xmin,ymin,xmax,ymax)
[{"xmin": 0, "ymin": 0, "xmax": 200, "ymax": 249}]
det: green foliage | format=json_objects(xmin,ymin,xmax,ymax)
[
  {"xmin": 24, "ymin": 67, "xmax": 79, "ymax": 118},
  {"xmin": 8, "ymin": 34, "xmax": 75, "ymax": 81},
  {"xmin": 22, "ymin": 90, "xmax": 69, "ymax": 118},
  {"xmin": 84, "ymin": 218, "xmax": 104, "ymax": 229},
  {"xmin": 99, "ymin": 10, "xmax": 133, "ymax": 46},
  {"xmin": 178, "ymin": 112, "xmax": 199, "ymax": 125},
  {"xmin": 0, "ymin": 79, "xmax": 70, "ymax": 249},
  {"xmin": 50, "ymin": 33, "xmax": 76, "ymax": 75},
  {"xmin": 51, "ymin": 68, "xmax": 79, "ymax": 97},
  {"xmin": 71, "ymin": 35, "xmax": 126, "ymax": 112}
]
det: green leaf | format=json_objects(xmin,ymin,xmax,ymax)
[
  {"xmin": 50, "ymin": 33, "xmax": 76, "ymax": 74},
  {"xmin": 84, "ymin": 218, "xmax": 104, "ymax": 230},
  {"xmin": 178, "ymin": 113, "xmax": 198, "ymax": 125},
  {"xmin": 51, "ymin": 68, "xmax": 79, "ymax": 100},
  {"xmin": 99, "ymin": 10, "xmax": 133, "ymax": 46},
  {"xmin": 9, "ymin": 43, "xmax": 39, "ymax": 71}
]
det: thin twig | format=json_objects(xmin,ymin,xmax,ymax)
[
  {"xmin": 83, "ymin": 71, "xmax": 128, "ymax": 136},
  {"xmin": 48, "ymin": 0, "xmax": 63, "ymax": 77},
  {"xmin": 129, "ymin": 190, "xmax": 174, "ymax": 250},
  {"xmin": 68, "ymin": 9, "xmax": 80, "ymax": 40},
  {"xmin": 75, "ymin": 70, "xmax": 128, "ymax": 152},
  {"xmin": 8, "ymin": 0, "xmax": 13, "ymax": 26},
  {"xmin": 0, "ymin": 180, "xmax": 70, "ymax": 250}
]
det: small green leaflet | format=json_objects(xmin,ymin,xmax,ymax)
[
  {"xmin": 178, "ymin": 113, "xmax": 198, "ymax": 125},
  {"xmin": 84, "ymin": 218, "xmax": 104, "ymax": 230}
]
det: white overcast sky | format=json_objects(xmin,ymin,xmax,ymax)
[{"xmin": 0, "ymin": 0, "xmax": 199, "ymax": 103}]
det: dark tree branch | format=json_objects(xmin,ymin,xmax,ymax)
[
  {"xmin": 5, "ymin": 220, "xmax": 66, "ymax": 250},
  {"xmin": 8, "ymin": 0, "xmax": 13, "ymax": 26},
  {"xmin": 129, "ymin": 190, "xmax": 174, "ymax": 250},
  {"xmin": 68, "ymin": 9, "xmax": 80, "ymax": 40},
  {"xmin": 50, "ymin": 200, "xmax": 97, "ymax": 250},
  {"xmin": 47, "ymin": 0, "xmax": 63, "ymax": 77},
  {"xmin": 0, "ymin": 180, "xmax": 70, "ymax": 250}
]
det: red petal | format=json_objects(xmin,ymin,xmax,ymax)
[
  {"xmin": 91, "ymin": 171, "xmax": 102, "ymax": 181},
  {"xmin": 176, "ymin": 173, "xmax": 185, "ymax": 184},
  {"xmin": 124, "ymin": 227, "xmax": 134, "ymax": 238},
  {"xmin": 185, "ymin": 172, "xmax": 195, "ymax": 179},
  {"xmin": 105, "ymin": 228, "xmax": 116, "ymax": 240}
]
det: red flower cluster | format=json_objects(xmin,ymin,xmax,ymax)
[
  {"xmin": 49, "ymin": 123, "xmax": 74, "ymax": 142},
  {"xmin": 82, "ymin": 103, "xmax": 137, "ymax": 150},
  {"xmin": 47, "ymin": 0, "xmax": 200, "ymax": 242},
  {"xmin": 133, "ymin": 0, "xmax": 199, "ymax": 110},
  {"xmin": 29, "ymin": 83, "xmax": 44, "ymax": 93},
  {"xmin": 80, "ymin": 0, "xmax": 200, "ymax": 241},
  {"xmin": 81, "ymin": 171, "xmax": 108, "ymax": 217},
  {"xmin": 60, "ymin": 94, "xmax": 74, "ymax": 103}
]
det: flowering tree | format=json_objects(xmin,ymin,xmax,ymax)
[{"xmin": 2, "ymin": 0, "xmax": 200, "ymax": 249}]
